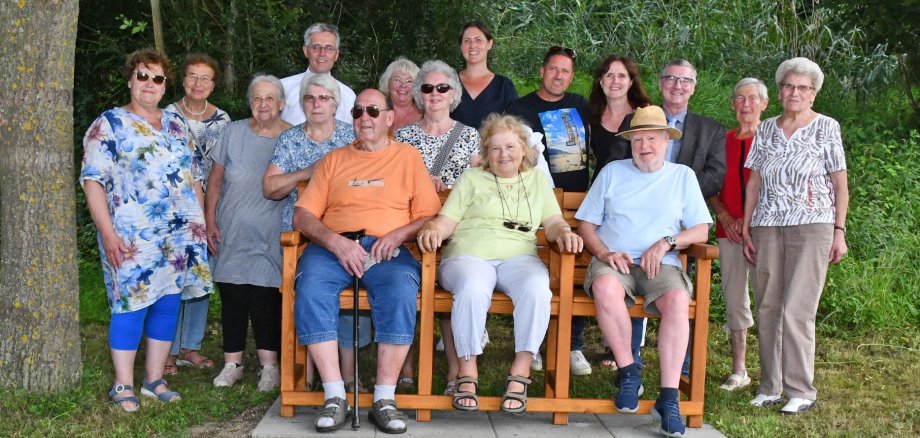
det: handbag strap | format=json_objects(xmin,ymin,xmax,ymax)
[{"xmin": 430, "ymin": 121, "xmax": 466, "ymax": 178}]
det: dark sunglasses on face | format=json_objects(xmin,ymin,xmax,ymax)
[
  {"xmin": 350, "ymin": 104, "xmax": 390, "ymax": 119},
  {"xmin": 135, "ymin": 71, "xmax": 166, "ymax": 85},
  {"xmin": 503, "ymin": 220, "xmax": 532, "ymax": 232},
  {"xmin": 420, "ymin": 83, "xmax": 452, "ymax": 94}
]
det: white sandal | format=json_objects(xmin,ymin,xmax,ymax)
[{"xmin": 719, "ymin": 372, "xmax": 751, "ymax": 391}]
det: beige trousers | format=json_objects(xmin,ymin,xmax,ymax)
[
  {"xmin": 751, "ymin": 223, "xmax": 833, "ymax": 400},
  {"xmin": 718, "ymin": 238, "xmax": 755, "ymax": 331}
]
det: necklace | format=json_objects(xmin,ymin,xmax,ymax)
[
  {"xmin": 492, "ymin": 173, "xmax": 533, "ymax": 232},
  {"xmin": 181, "ymin": 97, "xmax": 208, "ymax": 117}
]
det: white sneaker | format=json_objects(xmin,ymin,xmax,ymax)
[
  {"xmin": 570, "ymin": 350, "xmax": 593, "ymax": 376},
  {"xmin": 780, "ymin": 397, "xmax": 816, "ymax": 415},
  {"xmin": 213, "ymin": 362, "xmax": 244, "ymax": 387},
  {"xmin": 531, "ymin": 352, "xmax": 543, "ymax": 371},
  {"xmin": 749, "ymin": 393, "xmax": 783, "ymax": 407},
  {"xmin": 257, "ymin": 364, "xmax": 280, "ymax": 391},
  {"xmin": 436, "ymin": 337, "xmax": 445, "ymax": 352}
]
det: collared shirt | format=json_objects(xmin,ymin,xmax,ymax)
[
  {"xmin": 664, "ymin": 109, "xmax": 687, "ymax": 163},
  {"xmin": 279, "ymin": 68, "xmax": 357, "ymax": 126}
]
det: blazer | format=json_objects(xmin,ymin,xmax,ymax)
[{"xmin": 601, "ymin": 110, "xmax": 726, "ymax": 198}]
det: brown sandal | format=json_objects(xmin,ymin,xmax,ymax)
[
  {"xmin": 451, "ymin": 376, "xmax": 479, "ymax": 411},
  {"xmin": 501, "ymin": 375, "xmax": 531, "ymax": 415},
  {"xmin": 164, "ymin": 355, "xmax": 179, "ymax": 375},
  {"xmin": 176, "ymin": 350, "xmax": 214, "ymax": 369}
]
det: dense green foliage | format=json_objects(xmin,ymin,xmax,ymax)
[{"xmin": 74, "ymin": 0, "xmax": 918, "ymax": 333}]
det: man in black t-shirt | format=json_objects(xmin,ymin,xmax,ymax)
[{"xmin": 506, "ymin": 46, "xmax": 591, "ymax": 192}]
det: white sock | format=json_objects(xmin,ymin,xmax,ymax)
[
  {"xmin": 372, "ymin": 385, "xmax": 404, "ymax": 430},
  {"xmin": 317, "ymin": 380, "xmax": 347, "ymax": 428}
]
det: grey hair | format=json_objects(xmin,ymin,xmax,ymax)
[
  {"xmin": 733, "ymin": 77, "xmax": 768, "ymax": 101},
  {"xmin": 303, "ymin": 23, "xmax": 340, "ymax": 48},
  {"xmin": 660, "ymin": 59, "xmax": 697, "ymax": 80},
  {"xmin": 300, "ymin": 73, "xmax": 341, "ymax": 106},
  {"xmin": 378, "ymin": 57, "xmax": 421, "ymax": 94},
  {"xmin": 775, "ymin": 57, "xmax": 824, "ymax": 92},
  {"xmin": 247, "ymin": 74, "xmax": 285, "ymax": 105},
  {"xmin": 411, "ymin": 60, "xmax": 462, "ymax": 111}
]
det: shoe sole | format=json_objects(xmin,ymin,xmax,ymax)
[
  {"xmin": 751, "ymin": 397, "xmax": 784, "ymax": 408},
  {"xmin": 316, "ymin": 409, "xmax": 354, "ymax": 433},
  {"xmin": 368, "ymin": 411, "xmax": 407, "ymax": 434},
  {"xmin": 650, "ymin": 407, "xmax": 685, "ymax": 437},
  {"xmin": 781, "ymin": 400, "xmax": 816, "ymax": 415},
  {"xmin": 571, "ymin": 366, "xmax": 592, "ymax": 376}
]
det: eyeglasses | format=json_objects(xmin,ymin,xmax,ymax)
[
  {"xmin": 733, "ymin": 95, "xmax": 762, "ymax": 104},
  {"xmin": 185, "ymin": 73, "xmax": 213, "ymax": 84},
  {"xmin": 350, "ymin": 104, "xmax": 391, "ymax": 119},
  {"xmin": 420, "ymin": 83, "xmax": 452, "ymax": 94},
  {"xmin": 503, "ymin": 220, "xmax": 532, "ymax": 232},
  {"xmin": 135, "ymin": 71, "xmax": 166, "ymax": 85},
  {"xmin": 660, "ymin": 75, "xmax": 695, "ymax": 87},
  {"xmin": 779, "ymin": 83, "xmax": 815, "ymax": 93},
  {"xmin": 304, "ymin": 94, "xmax": 334, "ymax": 104},
  {"xmin": 307, "ymin": 44, "xmax": 337, "ymax": 53},
  {"xmin": 548, "ymin": 45, "xmax": 576, "ymax": 59},
  {"xmin": 390, "ymin": 77, "xmax": 413, "ymax": 85}
]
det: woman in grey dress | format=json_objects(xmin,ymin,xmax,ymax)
[{"xmin": 205, "ymin": 75, "xmax": 290, "ymax": 391}]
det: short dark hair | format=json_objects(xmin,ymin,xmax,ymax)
[
  {"xmin": 122, "ymin": 48, "xmax": 173, "ymax": 83},
  {"xmin": 458, "ymin": 20, "xmax": 493, "ymax": 45},
  {"xmin": 181, "ymin": 53, "xmax": 220, "ymax": 83},
  {"xmin": 542, "ymin": 46, "xmax": 576, "ymax": 67}
]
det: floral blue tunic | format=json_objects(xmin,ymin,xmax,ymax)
[{"xmin": 81, "ymin": 107, "xmax": 213, "ymax": 314}]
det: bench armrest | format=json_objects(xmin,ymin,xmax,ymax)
[
  {"xmin": 280, "ymin": 230, "xmax": 306, "ymax": 247},
  {"xmin": 683, "ymin": 242, "xmax": 719, "ymax": 260}
]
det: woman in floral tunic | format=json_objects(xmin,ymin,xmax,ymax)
[
  {"xmin": 81, "ymin": 48, "xmax": 212, "ymax": 412},
  {"xmin": 163, "ymin": 53, "xmax": 231, "ymax": 374}
]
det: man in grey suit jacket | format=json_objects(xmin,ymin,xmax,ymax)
[{"xmin": 603, "ymin": 59, "xmax": 725, "ymax": 380}]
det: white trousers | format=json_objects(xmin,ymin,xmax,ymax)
[{"xmin": 439, "ymin": 255, "xmax": 551, "ymax": 358}]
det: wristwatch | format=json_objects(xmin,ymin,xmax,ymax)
[{"xmin": 663, "ymin": 235, "xmax": 677, "ymax": 251}]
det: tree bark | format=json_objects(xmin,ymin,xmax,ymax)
[{"xmin": 0, "ymin": 0, "xmax": 82, "ymax": 390}]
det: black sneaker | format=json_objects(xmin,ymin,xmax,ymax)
[{"xmin": 651, "ymin": 397, "xmax": 685, "ymax": 437}]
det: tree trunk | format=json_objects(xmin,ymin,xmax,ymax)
[
  {"xmin": 0, "ymin": 0, "xmax": 82, "ymax": 390},
  {"xmin": 151, "ymin": 0, "xmax": 165, "ymax": 53}
]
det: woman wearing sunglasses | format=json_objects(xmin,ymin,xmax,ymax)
[
  {"xmin": 206, "ymin": 74, "xmax": 290, "ymax": 391},
  {"xmin": 417, "ymin": 113, "xmax": 583, "ymax": 414},
  {"xmin": 451, "ymin": 21, "xmax": 518, "ymax": 129},
  {"xmin": 394, "ymin": 59, "xmax": 481, "ymax": 393},
  {"xmin": 161, "ymin": 53, "xmax": 231, "ymax": 376},
  {"xmin": 81, "ymin": 48, "xmax": 212, "ymax": 411}
]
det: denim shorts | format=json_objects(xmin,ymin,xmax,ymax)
[{"xmin": 294, "ymin": 236, "xmax": 420, "ymax": 346}]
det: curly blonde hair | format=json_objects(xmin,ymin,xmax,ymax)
[{"xmin": 478, "ymin": 113, "xmax": 538, "ymax": 173}]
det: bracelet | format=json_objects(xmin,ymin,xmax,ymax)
[{"xmin": 834, "ymin": 225, "xmax": 847, "ymax": 233}]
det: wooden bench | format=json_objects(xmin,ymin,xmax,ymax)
[
  {"xmin": 279, "ymin": 184, "xmax": 717, "ymax": 428},
  {"xmin": 548, "ymin": 191, "xmax": 718, "ymax": 427}
]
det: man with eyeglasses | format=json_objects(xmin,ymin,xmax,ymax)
[
  {"xmin": 613, "ymin": 59, "xmax": 726, "ymax": 392},
  {"xmin": 505, "ymin": 45, "xmax": 594, "ymax": 376},
  {"xmin": 291, "ymin": 89, "xmax": 440, "ymax": 434},
  {"xmin": 280, "ymin": 22, "xmax": 357, "ymax": 125}
]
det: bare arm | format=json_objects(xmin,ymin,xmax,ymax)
[
  {"xmin": 542, "ymin": 214, "xmax": 583, "ymax": 253},
  {"xmin": 829, "ymin": 170, "xmax": 849, "ymax": 263},
  {"xmin": 638, "ymin": 222, "xmax": 709, "ymax": 279},
  {"xmin": 205, "ymin": 163, "xmax": 225, "ymax": 254},
  {"xmin": 84, "ymin": 181, "xmax": 128, "ymax": 269},
  {"xmin": 741, "ymin": 170, "xmax": 761, "ymax": 264},
  {"xmin": 416, "ymin": 215, "xmax": 459, "ymax": 253},
  {"xmin": 370, "ymin": 215, "xmax": 435, "ymax": 262},
  {"xmin": 578, "ymin": 221, "xmax": 632, "ymax": 273},
  {"xmin": 708, "ymin": 194, "xmax": 742, "ymax": 243},
  {"xmin": 262, "ymin": 162, "xmax": 315, "ymax": 200}
]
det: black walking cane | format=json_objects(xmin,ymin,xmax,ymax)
[{"xmin": 342, "ymin": 229, "xmax": 366, "ymax": 430}]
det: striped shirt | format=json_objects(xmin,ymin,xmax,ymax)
[{"xmin": 745, "ymin": 114, "xmax": 846, "ymax": 227}]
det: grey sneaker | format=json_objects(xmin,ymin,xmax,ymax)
[
  {"xmin": 257, "ymin": 364, "xmax": 280, "ymax": 391},
  {"xmin": 213, "ymin": 362, "xmax": 244, "ymax": 387},
  {"xmin": 570, "ymin": 350, "xmax": 593, "ymax": 376}
]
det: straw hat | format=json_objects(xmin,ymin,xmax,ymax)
[{"xmin": 617, "ymin": 105, "xmax": 682, "ymax": 139}]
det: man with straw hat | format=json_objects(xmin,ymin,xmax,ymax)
[{"xmin": 575, "ymin": 105, "xmax": 712, "ymax": 437}]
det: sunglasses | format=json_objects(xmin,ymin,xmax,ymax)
[
  {"xmin": 350, "ymin": 104, "xmax": 391, "ymax": 119},
  {"xmin": 135, "ymin": 71, "xmax": 166, "ymax": 85},
  {"xmin": 421, "ymin": 83, "xmax": 452, "ymax": 94},
  {"xmin": 503, "ymin": 220, "xmax": 532, "ymax": 232},
  {"xmin": 548, "ymin": 45, "xmax": 577, "ymax": 59}
]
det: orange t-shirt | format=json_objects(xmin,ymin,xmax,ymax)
[{"xmin": 296, "ymin": 140, "xmax": 441, "ymax": 237}]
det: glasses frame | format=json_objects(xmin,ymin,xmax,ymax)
[
  {"xmin": 502, "ymin": 220, "xmax": 532, "ymax": 232},
  {"xmin": 779, "ymin": 83, "xmax": 816, "ymax": 93},
  {"xmin": 135, "ymin": 71, "xmax": 166, "ymax": 85},
  {"xmin": 303, "ymin": 94, "xmax": 334, "ymax": 104},
  {"xmin": 184, "ymin": 73, "xmax": 213, "ymax": 84},
  {"xmin": 307, "ymin": 44, "xmax": 337, "ymax": 53},
  {"xmin": 660, "ymin": 75, "xmax": 695, "ymax": 87},
  {"xmin": 420, "ymin": 83, "xmax": 452, "ymax": 94},
  {"xmin": 350, "ymin": 104, "xmax": 390, "ymax": 119},
  {"xmin": 732, "ymin": 95, "xmax": 762, "ymax": 104}
]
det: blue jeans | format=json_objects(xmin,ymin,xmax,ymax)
[
  {"xmin": 571, "ymin": 316, "xmax": 587, "ymax": 351},
  {"xmin": 631, "ymin": 317, "xmax": 691, "ymax": 375},
  {"xmin": 338, "ymin": 312, "xmax": 372, "ymax": 349},
  {"xmin": 295, "ymin": 236, "xmax": 419, "ymax": 346},
  {"xmin": 170, "ymin": 294, "xmax": 210, "ymax": 355}
]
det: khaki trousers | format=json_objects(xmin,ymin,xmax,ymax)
[
  {"xmin": 717, "ymin": 238, "xmax": 754, "ymax": 331},
  {"xmin": 752, "ymin": 223, "xmax": 833, "ymax": 400}
]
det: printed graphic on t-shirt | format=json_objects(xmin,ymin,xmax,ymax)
[{"xmin": 539, "ymin": 108, "xmax": 587, "ymax": 174}]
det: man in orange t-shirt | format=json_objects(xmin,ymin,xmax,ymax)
[{"xmin": 292, "ymin": 89, "xmax": 440, "ymax": 434}]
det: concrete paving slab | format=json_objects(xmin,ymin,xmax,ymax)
[{"xmin": 252, "ymin": 398, "xmax": 726, "ymax": 438}]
